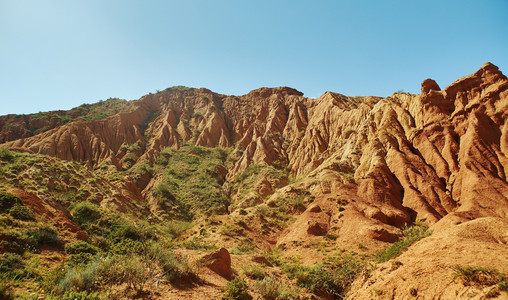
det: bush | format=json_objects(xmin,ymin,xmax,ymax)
[
  {"xmin": 375, "ymin": 221, "xmax": 431, "ymax": 263},
  {"xmin": 110, "ymin": 223, "xmax": 142, "ymax": 241},
  {"xmin": 453, "ymin": 265, "xmax": 506, "ymax": 287},
  {"xmin": 72, "ymin": 202, "xmax": 101, "ymax": 226},
  {"xmin": 0, "ymin": 191, "xmax": 20, "ymax": 213},
  {"xmin": 0, "ymin": 230, "xmax": 31, "ymax": 254},
  {"xmin": 231, "ymin": 240, "xmax": 256, "ymax": 255},
  {"xmin": 163, "ymin": 220, "xmax": 193, "ymax": 239},
  {"xmin": 256, "ymin": 276, "xmax": 283, "ymax": 300},
  {"xmin": 9, "ymin": 204, "xmax": 35, "ymax": 221},
  {"xmin": 117, "ymin": 255, "xmax": 151, "ymax": 291},
  {"xmin": 0, "ymin": 253, "xmax": 25, "ymax": 279},
  {"xmin": 222, "ymin": 278, "xmax": 250, "ymax": 300},
  {"xmin": 61, "ymin": 291, "xmax": 101, "ymax": 300},
  {"xmin": 242, "ymin": 265, "xmax": 266, "ymax": 280},
  {"xmin": 109, "ymin": 239, "xmax": 143, "ymax": 255},
  {"xmin": 0, "ymin": 148, "xmax": 14, "ymax": 162},
  {"xmin": 57, "ymin": 259, "xmax": 101, "ymax": 293},
  {"xmin": 25, "ymin": 224, "xmax": 63, "ymax": 248},
  {"xmin": 276, "ymin": 252, "xmax": 366, "ymax": 298},
  {"xmin": 153, "ymin": 183, "xmax": 173, "ymax": 199},
  {"xmin": 146, "ymin": 242, "xmax": 196, "ymax": 282},
  {"xmin": 67, "ymin": 253, "xmax": 95, "ymax": 266},
  {"xmin": 65, "ymin": 241, "xmax": 99, "ymax": 255},
  {"xmin": 123, "ymin": 153, "xmax": 137, "ymax": 164}
]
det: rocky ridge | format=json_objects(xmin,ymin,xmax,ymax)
[{"xmin": 1, "ymin": 63, "xmax": 507, "ymax": 299}]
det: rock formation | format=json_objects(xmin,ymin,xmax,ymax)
[{"xmin": 1, "ymin": 63, "xmax": 507, "ymax": 299}]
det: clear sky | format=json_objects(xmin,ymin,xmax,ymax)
[{"xmin": 1, "ymin": 0, "xmax": 507, "ymax": 115}]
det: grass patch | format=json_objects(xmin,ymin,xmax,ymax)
[
  {"xmin": 242, "ymin": 264, "xmax": 266, "ymax": 280},
  {"xmin": 375, "ymin": 221, "xmax": 431, "ymax": 263},
  {"xmin": 256, "ymin": 276, "xmax": 298, "ymax": 300},
  {"xmin": 266, "ymin": 249, "xmax": 367, "ymax": 298}
]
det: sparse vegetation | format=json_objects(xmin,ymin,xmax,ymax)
[
  {"xmin": 242, "ymin": 264, "xmax": 266, "ymax": 280},
  {"xmin": 375, "ymin": 221, "xmax": 432, "ymax": 263},
  {"xmin": 154, "ymin": 145, "xmax": 231, "ymax": 219},
  {"xmin": 223, "ymin": 277, "xmax": 250, "ymax": 300},
  {"xmin": 266, "ymin": 249, "xmax": 367, "ymax": 298},
  {"xmin": 454, "ymin": 265, "xmax": 507, "ymax": 288}
]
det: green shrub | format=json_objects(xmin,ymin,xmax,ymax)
[
  {"xmin": 153, "ymin": 183, "xmax": 174, "ymax": 200},
  {"xmin": 65, "ymin": 241, "xmax": 99, "ymax": 255},
  {"xmin": 147, "ymin": 242, "xmax": 196, "ymax": 282},
  {"xmin": 67, "ymin": 253, "xmax": 95, "ymax": 266},
  {"xmin": 163, "ymin": 220, "xmax": 193, "ymax": 239},
  {"xmin": 0, "ymin": 215, "xmax": 14, "ymax": 227},
  {"xmin": 453, "ymin": 265, "xmax": 506, "ymax": 287},
  {"xmin": 118, "ymin": 255, "xmax": 151, "ymax": 291},
  {"xmin": 25, "ymin": 224, "xmax": 63, "ymax": 248},
  {"xmin": 222, "ymin": 277, "xmax": 250, "ymax": 300},
  {"xmin": 0, "ymin": 230, "xmax": 31, "ymax": 254},
  {"xmin": 110, "ymin": 223, "xmax": 142, "ymax": 241},
  {"xmin": 500, "ymin": 279, "xmax": 508, "ymax": 292},
  {"xmin": 220, "ymin": 224, "xmax": 244, "ymax": 237},
  {"xmin": 256, "ymin": 276, "xmax": 283, "ymax": 300},
  {"xmin": 0, "ymin": 191, "xmax": 20, "ymax": 213},
  {"xmin": 123, "ymin": 153, "xmax": 137, "ymax": 164},
  {"xmin": 242, "ymin": 264, "xmax": 266, "ymax": 280},
  {"xmin": 72, "ymin": 202, "xmax": 101, "ymax": 226},
  {"xmin": 325, "ymin": 234, "xmax": 338, "ymax": 241},
  {"xmin": 375, "ymin": 221, "xmax": 431, "ymax": 263},
  {"xmin": 182, "ymin": 238, "xmax": 217, "ymax": 251},
  {"xmin": 9, "ymin": 204, "xmax": 35, "ymax": 221},
  {"xmin": 0, "ymin": 253, "xmax": 25, "ymax": 279},
  {"xmin": 40, "ymin": 263, "xmax": 67, "ymax": 293},
  {"xmin": 277, "ymin": 252, "xmax": 366, "ymax": 298},
  {"xmin": 109, "ymin": 239, "xmax": 143, "ymax": 255},
  {"xmin": 231, "ymin": 240, "xmax": 256, "ymax": 255},
  {"xmin": 0, "ymin": 148, "xmax": 14, "ymax": 162},
  {"xmin": 61, "ymin": 291, "xmax": 101, "ymax": 300},
  {"xmin": 57, "ymin": 259, "xmax": 101, "ymax": 293}
]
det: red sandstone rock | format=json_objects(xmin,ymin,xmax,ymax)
[{"xmin": 201, "ymin": 248, "xmax": 232, "ymax": 279}]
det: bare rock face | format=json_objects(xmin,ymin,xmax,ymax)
[
  {"xmin": 421, "ymin": 78, "xmax": 441, "ymax": 94},
  {"xmin": 201, "ymin": 248, "xmax": 232, "ymax": 279},
  {"xmin": 306, "ymin": 220, "xmax": 328, "ymax": 236}
]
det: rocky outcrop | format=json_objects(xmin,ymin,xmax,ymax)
[{"xmin": 201, "ymin": 248, "xmax": 232, "ymax": 279}]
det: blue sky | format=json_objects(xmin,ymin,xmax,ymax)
[{"xmin": 1, "ymin": 0, "xmax": 507, "ymax": 115}]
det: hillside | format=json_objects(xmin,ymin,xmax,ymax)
[{"xmin": 0, "ymin": 63, "xmax": 507, "ymax": 299}]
